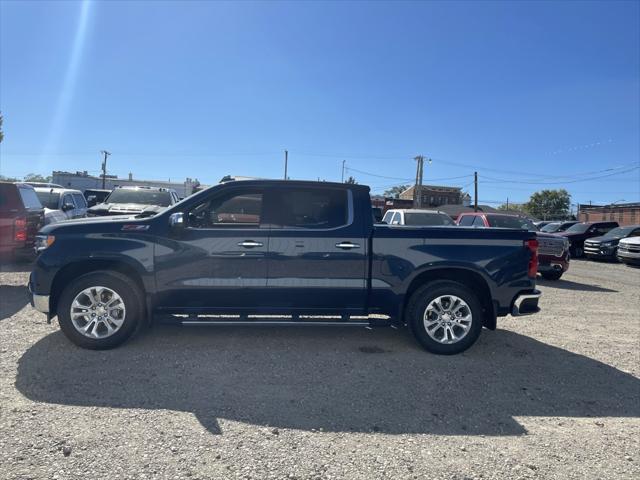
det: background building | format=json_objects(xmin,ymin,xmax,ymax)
[
  {"xmin": 52, "ymin": 171, "xmax": 202, "ymax": 198},
  {"xmin": 578, "ymin": 202, "xmax": 640, "ymax": 226},
  {"xmin": 399, "ymin": 185, "xmax": 462, "ymax": 207}
]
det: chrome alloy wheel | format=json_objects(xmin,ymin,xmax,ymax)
[
  {"xmin": 70, "ymin": 286, "xmax": 126, "ymax": 339},
  {"xmin": 423, "ymin": 295, "xmax": 473, "ymax": 344}
]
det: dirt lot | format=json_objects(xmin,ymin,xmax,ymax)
[{"xmin": 1, "ymin": 259, "xmax": 639, "ymax": 480}]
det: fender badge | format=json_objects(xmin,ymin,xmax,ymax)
[{"xmin": 121, "ymin": 225, "xmax": 150, "ymax": 231}]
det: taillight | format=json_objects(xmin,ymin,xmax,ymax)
[
  {"xmin": 526, "ymin": 239, "xmax": 539, "ymax": 278},
  {"xmin": 14, "ymin": 217, "xmax": 28, "ymax": 242}
]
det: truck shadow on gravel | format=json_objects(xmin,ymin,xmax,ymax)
[
  {"xmin": 15, "ymin": 326, "xmax": 640, "ymax": 436},
  {"xmin": 0, "ymin": 285, "xmax": 30, "ymax": 320},
  {"xmin": 537, "ymin": 278, "xmax": 617, "ymax": 292}
]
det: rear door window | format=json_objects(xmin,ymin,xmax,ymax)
[
  {"xmin": 18, "ymin": 187, "xmax": 42, "ymax": 209},
  {"xmin": 269, "ymin": 187, "xmax": 349, "ymax": 229}
]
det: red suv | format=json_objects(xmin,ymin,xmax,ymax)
[
  {"xmin": 457, "ymin": 212, "xmax": 570, "ymax": 280},
  {"xmin": 0, "ymin": 182, "xmax": 45, "ymax": 262}
]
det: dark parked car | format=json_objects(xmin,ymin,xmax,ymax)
[
  {"xmin": 584, "ymin": 225, "xmax": 640, "ymax": 260},
  {"xmin": 555, "ymin": 221, "xmax": 619, "ymax": 258},
  {"xmin": 29, "ymin": 180, "xmax": 541, "ymax": 354},
  {"xmin": 539, "ymin": 221, "xmax": 579, "ymax": 233},
  {"xmin": 456, "ymin": 212, "xmax": 570, "ymax": 280},
  {"xmin": 87, "ymin": 185, "xmax": 179, "ymax": 217},
  {"xmin": 0, "ymin": 182, "xmax": 44, "ymax": 262}
]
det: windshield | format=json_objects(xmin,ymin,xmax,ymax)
[
  {"xmin": 105, "ymin": 189, "xmax": 172, "ymax": 207},
  {"xmin": 486, "ymin": 215, "xmax": 536, "ymax": 230},
  {"xmin": 541, "ymin": 222, "xmax": 561, "ymax": 232},
  {"xmin": 565, "ymin": 223, "xmax": 590, "ymax": 234},
  {"xmin": 601, "ymin": 226, "xmax": 635, "ymax": 239},
  {"xmin": 404, "ymin": 212, "xmax": 454, "ymax": 226},
  {"xmin": 35, "ymin": 191, "xmax": 61, "ymax": 209}
]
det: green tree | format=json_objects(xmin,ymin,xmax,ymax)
[
  {"xmin": 345, "ymin": 176, "xmax": 357, "ymax": 184},
  {"xmin": 383, "ymin": 184, "xmax": 409, "ymax": 199},
  {"xmin": 497, "ymin": 202, "xmax": 530, "ymax": 215},
  {"xmin": 23, "ymin": 173, "xmax": 53, "ymax": 183},
  {"xmin": 526, "ymin": 189, "xmax": 571, "ymax": 220}
]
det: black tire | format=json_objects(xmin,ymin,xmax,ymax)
[
  {"xmin": 541, "ymin": 271, "xmax": 563, "ymax": 280},
  {"xmin": 406, "ymin": 280, "xmax": 484, "ymax": 355},
  {"xmin": 57, "ymin": 270, "xmax": 144, "ymax": 350}
]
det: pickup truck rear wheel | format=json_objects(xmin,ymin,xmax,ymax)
[
  {"xmin": 406, "ymin": 281, "xmax": 483, "ymax": 355},
  {"xmin": 57, "ymin": 271, "xmax": 144, "ymax": 349}
]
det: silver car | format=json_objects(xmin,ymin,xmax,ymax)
[{"xmin": 33, "ymin": 187, "xmax": 88, "ymax": 224}]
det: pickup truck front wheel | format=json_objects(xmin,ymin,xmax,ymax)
[
  {"xmin": 57, "ymin": 271, "xmax": 144, "ymax": 349},
  {"xmin": 406, "ymin": 281, "xmax": 483, "ymax": 355}
]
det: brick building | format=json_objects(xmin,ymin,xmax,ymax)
[
  {"xmin": 578, "ymin": 202, "xmax": 640, "ymax": 226},
  {"xmin": 399, "ymin": 185, "xmax": 462, "ymax": 207}
]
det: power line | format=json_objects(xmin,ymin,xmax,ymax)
[
  {"xmin": 345, "ymin": 166, "xmax": 473, "ymax": 183},
  {"xmin": 481, "ymin": 165, "xmax": 640, "ymax": 185}
]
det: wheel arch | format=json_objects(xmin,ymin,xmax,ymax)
[
  {"xmin": 50, "ymin": 258, "xmax": 149, "ymax": 319},
  {"xmin": 402, "ymin": 267, "xmax": 497, "ymax": 330}
]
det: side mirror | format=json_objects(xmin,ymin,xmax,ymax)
[
  {"xmin": 391, "ymin": 220, "xmax": 400, "ymax": 225},
  {"xmin": 62, "ymin": 202, "xmax": 75, "ymax": 212},
  {"xmin": 169, "ymin": 212, "xmax": 185, "ymax": 230}
]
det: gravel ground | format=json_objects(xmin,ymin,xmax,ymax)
[{"xmin": 1, "ymin": 259, "xmax": 639, "ymax": 479}]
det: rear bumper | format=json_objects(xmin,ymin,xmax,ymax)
[{"xmin": 511, "ymin": 290, "xmax": 541, "ymax": 316}]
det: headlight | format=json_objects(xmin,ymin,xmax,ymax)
[
  {"xmin": 35, "ymin": 234, "xmax": 55, "ymax": 253},
  {"xmin": 563, "ymin": 239, "xmax": 570, "ymax": 251}
]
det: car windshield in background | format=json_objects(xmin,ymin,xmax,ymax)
[
  {"xmin": 106, "ymin": 190, "xmax": 172, "ymax": 206},
  {"xmin": 541, "ymin": 222, "xmax": 561, "ymax": 232},
  {"xmin": 404, "ymin": 213, "xmax": 454, "ymax": 226},
  {"xmin": 565, "ymin": 223, "xmax": 590, "ymax": 234},
  {"xmin": 601, "ymin": 226, "xmax": 635, "ymax": 239},
  {"xmin": 486, "ymin": 215, "xmax": 536, "ymax": 230},
  {"xmin": 35, "ymin": 191, "xmax": 61, "ymax": 209}
]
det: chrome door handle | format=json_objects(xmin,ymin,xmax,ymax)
[
  {"xmin": 238, "ymin": 240, "xmax": 263, "ymax": 248},
  {"xmin": 335, "ymin": 242, "xmax": 360, "ymax": 249}
]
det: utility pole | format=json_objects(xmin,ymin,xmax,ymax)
[
  {"xmin": 414, "ymin": 155, "xmax": 425, "ymax": 208},
  {"xmin": 506, "ymin": 197, "xmax": 509, "ymax": 211},
  {"xmin": 473, "ymin": 171, "xmax": 478, "ymax": 212},
  {"xmin": 284, "ymin": 150, "xmax": 288, "ymax": 180},
  {"xmin": 100, "ymin": 150, "xmax": 111, "ymax": 189},
  {"xmin": 341, "ymin": 160, "xmax": 346, "ymax": 183}
]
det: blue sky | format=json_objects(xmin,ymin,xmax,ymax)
[{"xmin": 1, "ymin": 0, "xmax": 638, "ymax": 207}]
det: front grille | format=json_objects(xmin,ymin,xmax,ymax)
[
  {"xmin": 619, "ymin": 244, "xmax": 640, "ymax": 253},
  {"xmin": 584, "ymin": 242, "xmax": 600, "ymax": 253},
  {"xmin": 538, "ymin": 238, "xmax": 566, "ymax": 257}
]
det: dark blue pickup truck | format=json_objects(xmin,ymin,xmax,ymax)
[{"xmin": 29, "ymin": 180, "xmax": 541, "ymax": 354}]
